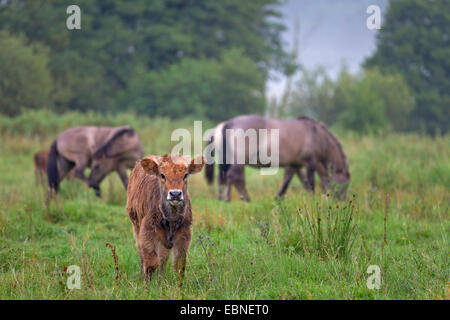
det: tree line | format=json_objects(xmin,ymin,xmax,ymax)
[
  {"xmin": 0, "ymin": 0, "xmax": 448, "ymax": 134},
  {"xmin": 0, "ymin": 0, "xmax": 289, "ymax": 120}
]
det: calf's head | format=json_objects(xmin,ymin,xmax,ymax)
[{"xmin": 140, "ymin": 154, "xmax": 205, "ymax": 207}]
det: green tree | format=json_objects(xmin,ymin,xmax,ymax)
[
  {"xmin": 0, "ymin": 31, "xmax": 53, "ymax": 116},
  {"xmin": 123, "ymin": 49, "xmax": 265, "ymax": 121},
  {"xmin": 0, "ymin": 0, "xmax": 287, "ymax": 117},
  {"xmin": 365, "ymin": 0, "xmax": 450, "ymax": 134}
]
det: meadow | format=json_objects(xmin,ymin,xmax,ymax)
[{"xmin": 0, "ymin": 110, "xmax": 448, "ymax": 299}]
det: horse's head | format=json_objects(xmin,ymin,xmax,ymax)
[
  {"xmin": 332, "ymin": 166, "xmax": 350, "ymax": 199},
  {"xmin": 140, "ymin": 154, "xmax": 204, "ymax": 208},
  {"xmin": 88, "ymin": 152, "xmax": 115, "ymax": 196}
]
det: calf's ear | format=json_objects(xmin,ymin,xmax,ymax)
[
  {"xmin": 140, "ymin": 157, "xmax": 159, "ymax": 175},
  {"xmin": 188, "ymin": 155, "xmax": 205, "ymax": 174}
]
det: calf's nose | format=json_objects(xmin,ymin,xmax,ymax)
[{"xmin": 169, "ymin": 190, "xmax": 182, "ymax": 199}]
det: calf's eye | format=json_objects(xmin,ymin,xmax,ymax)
[{"xmin": 160, "ymin": 173, "xmax": 166, "ymax": 180}]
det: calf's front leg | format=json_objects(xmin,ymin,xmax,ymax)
[
  {"xmin": 138, "ymin": 217, "xmax": 161, "ymax": 282},
  {"xmin": 172, "ymin": 228, "xmax": 192, "ymax": 286}
]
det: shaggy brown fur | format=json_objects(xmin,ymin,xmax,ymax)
[{"xmin": 126, "ymin": 154, "xmax": 204, "ymax": 282}]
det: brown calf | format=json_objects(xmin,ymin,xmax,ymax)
[
  {"xmin": 34, "ymin": 149, "xmax": 74, "ymax": 185},
  {"xmin": 126, "ymin": 154, "xmax": 205, "ymax": 282}
]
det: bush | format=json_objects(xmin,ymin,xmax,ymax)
[
  {"xmin": 335, "ymin": 68, "xmax": 414, "ymax": 133},
  {"xmin": 288, "ymin": 66, "xmax": 414, "ymax": 134}
]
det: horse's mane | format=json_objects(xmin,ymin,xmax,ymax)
[
  {"xmin": 93, "ymin": 127, "xmax": 135, "ymax": 159},
  {"xmin": 296, "ymin": 117, "xmax": 348, "ymax": 170}
]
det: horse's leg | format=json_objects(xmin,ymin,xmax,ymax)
[
  {"xmin": 55, "ymin": 156, "xmax": 74, "ymax": 182},
  {"xmin": 235, "ymin": 181, "xmax": 250, "ymax": 201},
  {"xmin": 116, "ymin": 164, "xmax": 129, "ymax": 190},
  {"xmin": 217, "ymin": 183, "xmax": 223, "ymax": 201},
  {"xmin": 232, "ymin": 165, "xmax": 250, "ymax": 202},
  {"xmin": 315, "ymin": 161, "xmax": 329, "ymax": 193},
  {"xmin": 306, "ymin": 160, "xmax": 316, "ymax": 191},
  {"xmin": 67, "ymin": 169, "xmax": 75, "ymax": 180},
  {"xmin": 295, "ymin": 166, "xmax": 311, "ymax": 190},
  {"xmin": 223, "ymin": 180, "xmax": 231, "ymax": 202},
  {"xmin": 277, "ymin": 166, "xmax": 295, "ymax": 198},
  {"xmin": 72, "ymin": 156, "xmax": 99, "ymax": 195},
  {"xmin": 220, "ymin": 165, "xmax": 233, "ymax": 202},
  {"xmin": 217, "ymin": 167, "xmax": 225, "ymax": 201},
  {"xmin": 72, "ymin": 157, "xmax": 89, "ymax": 184}
]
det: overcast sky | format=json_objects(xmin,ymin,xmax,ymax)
[{"xmin": 267, "ymin": 0, "xmax": 389, "ymax": 99}]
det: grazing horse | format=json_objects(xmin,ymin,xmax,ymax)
[
  {"xmin": 126, "ymin": 154, "xmax": 205, "ymax": 282},
  {"xmin": 47, "ymin": 125, "xmax": 143, "ymax": 197},
  {"xmin": 205, "ymin": 115, "xmax": 350, "ymax": 201},
  {"xmin": 34, "ymin": 149, "xmax": 74, "ymax": 185}
]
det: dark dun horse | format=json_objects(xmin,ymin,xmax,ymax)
[
  {"xmin": 205, "ymin": 115, "xmax": 350, "ymax": 201},
  {"xmin": 47, "ymin": 125, "xmax": 143, "ymax": 197}
]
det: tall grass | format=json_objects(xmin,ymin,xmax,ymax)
[
  {"xmin": 276, "ymin": 195, "xmax": 358, "ymax": 260},
  {"xmin": 0, "ymin": 110, "xmax": 448, "ymax": 299},
  {"xmin": 299, "ymin": 198, "xmax": 357, "ymax": 259}
]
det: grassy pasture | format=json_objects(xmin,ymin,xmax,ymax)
[{"xmin": 0, "ymin": 111, "xmax": 448, "ymax": 299}]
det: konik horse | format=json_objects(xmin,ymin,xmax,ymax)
[
  {"xmin": 47, "ymin": 125, "xmax": 143, "ymax": 197},
  {"xmin": 205, "ymin": 115, "xmax": 350, "ymax": 201}
]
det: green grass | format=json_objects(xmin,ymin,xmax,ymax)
[{"xmin": 0, "ymin": 111, "xmax": 448, "ymax": 299}]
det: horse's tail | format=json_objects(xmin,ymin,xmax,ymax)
[
  {"xmin": 204, "ymin": 132, "xmax": 215, "ymax": 185},
  {"xmin": 47, "ymin": 140, "xmax": 60, "ymax": 192},
  {"xmin": 218, "ymin": 123, "xmax": 230, "ymax": 185}
]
